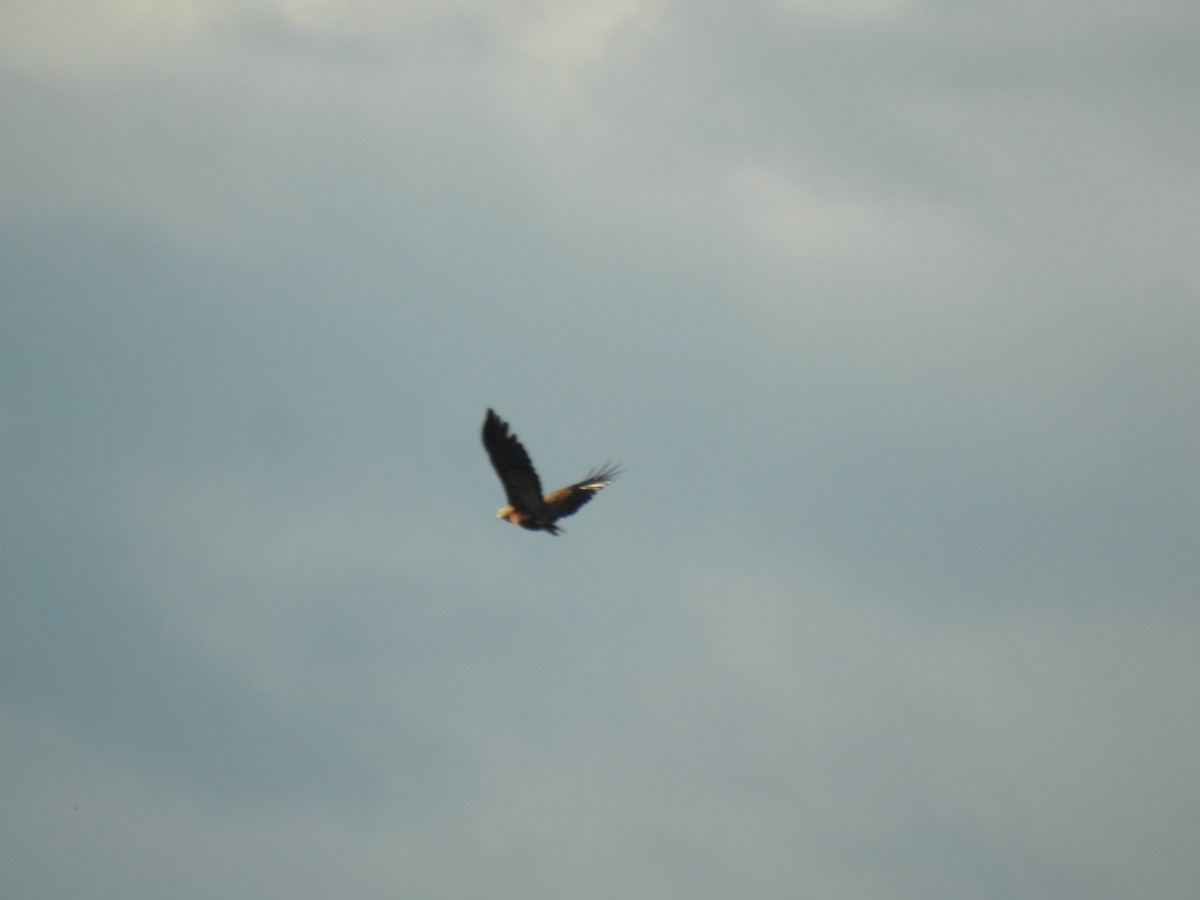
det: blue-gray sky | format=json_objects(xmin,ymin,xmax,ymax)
[{"xmin": 2, "ymin": 1, "xmax": 1198, "ymax": 897}]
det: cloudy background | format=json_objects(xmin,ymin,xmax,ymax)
[{"xmin": 2, "ymin": 0, "xmax": 1198, "ymax": 897}]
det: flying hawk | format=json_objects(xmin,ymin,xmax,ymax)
[{"xmin": 482, "ymin": 408, "xmax": 619, "ymax": 535}]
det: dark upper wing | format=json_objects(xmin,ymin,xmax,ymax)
[
  {"xmin": 481, "ymin": 409, "xmax": 545, "ymax": 514},
  {"xmin": 542, "ymin": 463, "xmax": 621, "ymax": 521}
]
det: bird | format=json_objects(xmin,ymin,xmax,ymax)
[{"xmin": 481, "ymin": 408, "xmax": 619, "ymax": 535}]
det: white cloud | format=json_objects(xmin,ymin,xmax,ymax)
[
  {"xmin": 726, "ymin": 159, "xmax": 974, "ymax": 274},
  {"xmin": 771, "ymin": 0, "xmax": 915, "ymax": 23},
  {"xmin": 0, "ymin": 0, "xmax": 215, "ymax": 77}
]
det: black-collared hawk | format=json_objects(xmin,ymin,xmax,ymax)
[{"xmin": 482, "ymin": 408, "xmax": 619, "ymax": 535}]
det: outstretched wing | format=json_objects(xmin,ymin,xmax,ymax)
[
  {"xmin": 482, "ymin": 409, "xmax": 545, "ymax": 515},
  {"xmin": 543, "ymin": 463, "xmax": 621, "ymax": 522}
]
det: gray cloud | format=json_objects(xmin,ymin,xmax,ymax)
[{"xmin": 2, "ymin": 1, "xmax": 1197, "ymax": 898}]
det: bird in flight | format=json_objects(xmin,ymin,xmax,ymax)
[{"xmin": 482, "ymin": 408, "xmax": 620, "ymax": 535}]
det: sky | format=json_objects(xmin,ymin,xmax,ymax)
[{"xmin": 2, "ymin": 0, "xmax": 1198, "ymax": 897}]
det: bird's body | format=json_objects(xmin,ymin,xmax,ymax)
[{"xmin": 481, "ymin": 408, "xmax": 619, "ymax": 535}]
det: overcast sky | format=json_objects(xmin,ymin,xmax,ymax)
[{"xmin": 2, "ymin": 1, "xmax": 1198, "ymax": 898}]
